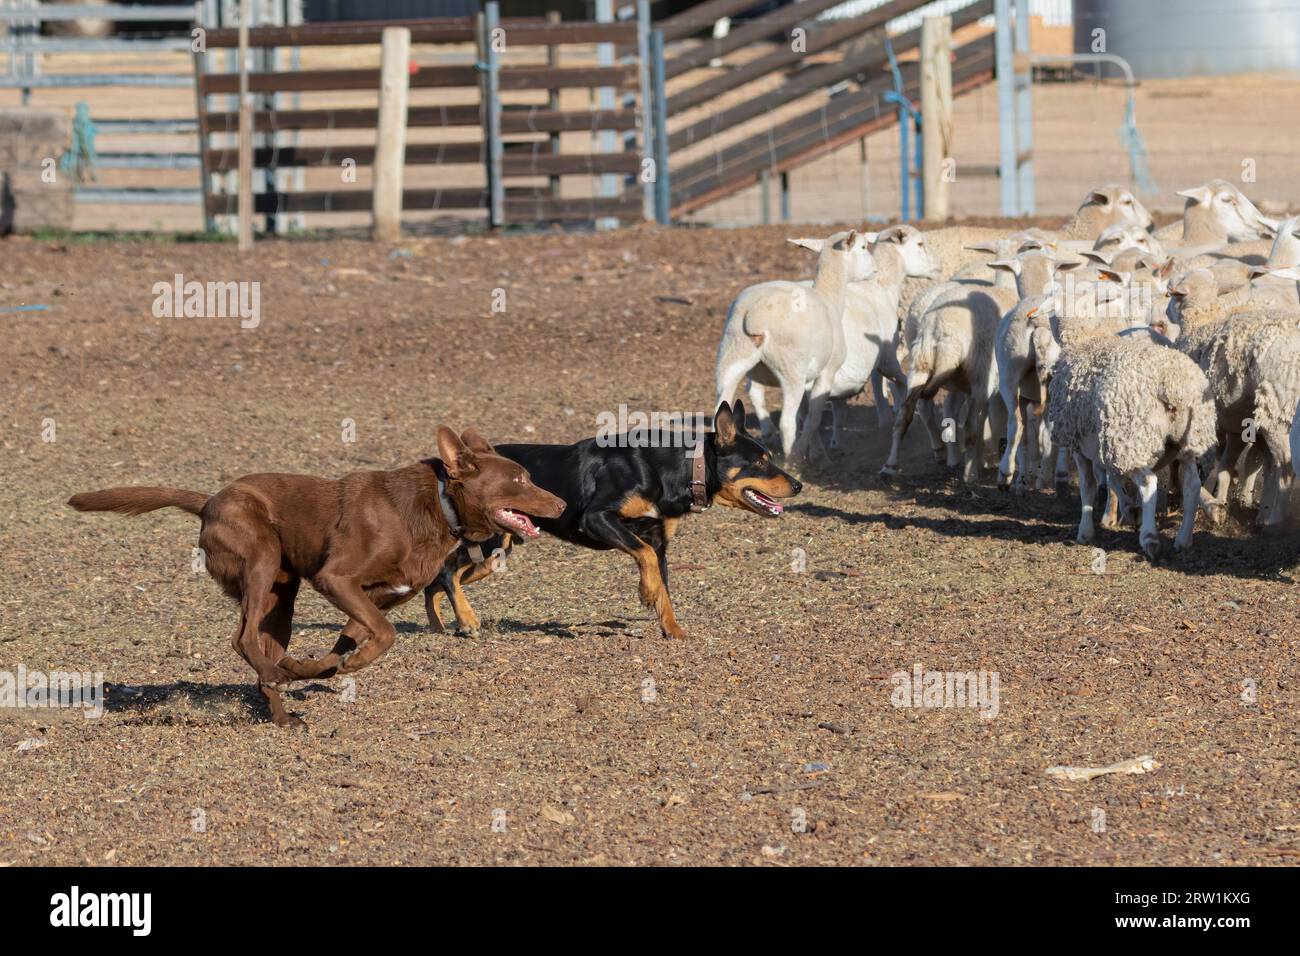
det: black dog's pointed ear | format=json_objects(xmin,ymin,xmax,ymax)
[
  {"xmin": 714, "ymin": 401, "xmax": 738, "ymax": 446},
  {"xmin": 460, "ymin": 428, "xmax": 495, "ymax": 456},
  {"xmin": 731, "ymin": 398, "xmax": 749, "ymax": 435},
  {"xmin": 437, "ymin": 426, "xmax": 478, "ymax": 479}
]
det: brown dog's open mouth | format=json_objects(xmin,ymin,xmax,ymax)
[
  {"xmin": 743, "ymin": 489, "xmax": 784, "ymax": 516},
  {"xmin": 495, "ymin": 509, "xmax": 541, "ymax": 538}
]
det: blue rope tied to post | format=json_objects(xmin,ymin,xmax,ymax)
[
  {"xmin": 1117, "ymin": 94, "xmax": 1156, "ymax": 198},
  {"xmin": 60, "ymin": 101, "xmax": 98, "ymax": 184}
]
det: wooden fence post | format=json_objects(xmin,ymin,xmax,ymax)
[
  {"xmin": 237, "ymin": 0, "xmax": 252, "ymax": 251},
  {"xmin": 920, "ymin": 15, "xmax": 951, "ymax": 221},
  {"xmin": 649, "ymin": 29, "xmax": 669, "ymax": 225},
  {"xmin": 372, "ymin": 25, "xmax": 411, "ymax": 242},
  {"xmin": 546, "ymin": 10, "xmax": 561, "ymax": 201},
  {"xmin": 479, "ymin": 2, "xmax": 504, "ymax": 228},
  {"xmin": 635, "ymin": 0, "xmax": 653, "ymax": 221}
]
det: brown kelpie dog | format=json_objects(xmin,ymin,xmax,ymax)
[
  {"xmin": 69, "ymin": 427, "xmax": 565, "ymax": 728},
  {"xmin": 424, "ymin": 401, "xmax": 800, "ymax": 640}
]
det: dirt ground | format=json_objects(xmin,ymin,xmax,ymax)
[{"xmin": 1, "ymin": 222, "xmax": 1298, "ymax": 867}]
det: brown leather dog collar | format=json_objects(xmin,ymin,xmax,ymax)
[{"xmin": 689, "ymin": 444, "xmax": 709, "ymax": 512}]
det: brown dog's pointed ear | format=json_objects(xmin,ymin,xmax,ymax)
[
  {"xmin": 460, "ymin": 428, "xmax": 495, "ymax": 456},
  {"xmin": 437, "ymin": 426, "xmax": 478, "ymax": 478},
  {"xmin": 713, "ymin": 401, "xmax": 738, "ymax": 446},
  {"xmin": 731, "ymin": 398, "xmax": 749, "ymax": 435}
]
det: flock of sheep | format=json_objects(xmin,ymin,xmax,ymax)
[{"xmin": 715, "ymin": 179, "xmax": 1300, "ymax": 558}]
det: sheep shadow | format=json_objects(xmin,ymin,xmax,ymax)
[
  {"xmin": 792, "ymin": 494, "xmax": 1300, "ymax": 582},
  {"xmin": 786, "ymin": 403, "xmax": 1300, "ymax": 580}
]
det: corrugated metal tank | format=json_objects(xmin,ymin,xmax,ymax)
[{"xmin": 1073, "ymin": 0, "xmax": 1300, "ymax": 77}]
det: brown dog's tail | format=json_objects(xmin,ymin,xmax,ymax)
[{"xmin": 68, "ymin": 487, "xmax": 209, "ymax": 517}]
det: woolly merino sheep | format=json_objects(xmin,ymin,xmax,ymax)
[
  {"xmin": 1046, "ymin": 337, "xmax": 1217, "ymax": 559},
  {"xmin": 1185, "ymin": 309, "xmax": 1300, "ymax": 525}
]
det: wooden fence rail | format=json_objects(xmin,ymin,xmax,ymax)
[
  {"xmin": 192, "ymin": 0, "xmax": 1002, "ymax": 232},
  {"xmin": 194, "ymin": 11, "xmax": 648, "ymax": 230},
  {"xmin": 633, "ymin": 0, "xmax": 997, "ymax": 219}
]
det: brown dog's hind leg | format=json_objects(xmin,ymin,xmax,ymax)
[
  {"xmin": 258, "ymin": 574, "xmax": 305, "ymax": 729},
  {"xmin": 234, "ymin": 561, "xmax": 294, "ymax": 690}
]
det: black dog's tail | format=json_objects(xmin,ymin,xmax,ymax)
[{"xmin": 68, "ymin": 486, "xmax": 209, "ymax": 517}]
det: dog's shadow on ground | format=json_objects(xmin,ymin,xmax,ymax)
[
  {"xmin": 492, "ymin": 617, "xmax": 639, "ymax": 639},
  {"xmin": 102, "ymin": 678, "xmax": 336, "ymax": 724}
]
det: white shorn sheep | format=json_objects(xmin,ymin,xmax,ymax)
[
  {"xmin": 1045, "ymin": 337, "xmax": 1217, "ymax": 559},
  {"xmin": 714, "ymin": 230, "xmax": 875, "ymax": 461},
  {"xmin": 884, "ymin": 249, "xmax": 1082, "ymax": 483},
  {"xmin": 1188, "ymin": 308, "xmax": 1300, "ymax": 526},
  {"xmin": 822, "ymin": 225, "xmax": 939, "ymax": 445}
]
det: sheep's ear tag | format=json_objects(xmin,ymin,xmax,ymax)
[
  {"xmin": 1099, "ymin": 269, "xmax": 1124, "ymax": 283},
  {"xmin": 1026, "ymin": 305, "xmax": 1039, "ymax": 319}
]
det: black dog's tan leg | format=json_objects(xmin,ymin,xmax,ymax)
[
  {"xmin": 447, "ymin": 563, "xmax": 483, "ymax": 637},
  {"xmin": 581, "ymin": 510, "xmax": 685, "ymax": 640},
  {"xmin": 424, "ymin": 582, "xmax": 451, "ymax": 634},
  {"xmin": 630, "ymin": 543, "xmax": 685, "ymax": 640}
]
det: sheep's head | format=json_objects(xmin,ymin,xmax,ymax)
[
  {"xmin": 965, "ymin": 232, "xmax": 1052, "ymax": 261},
  {"xmin": 787, "ymin": 229, "xmax": 875, "ymax": 283},
  {"xmin": 1147, "ymin": 311, "xmax": 1178, "ymax": 342},
  {"xmin": 1092, "ymin": 223, "xmax": 1162, "ymax": 258},
  {"xmin": 1264, "ymin": 215, "xmax": 1300, "ymax": 269},
  {"xmin": 1077, "ymin": 184, "xmax": 1155, "ymax": 235},
  {"xmin": 1167, "ymin": 268, "xmax": 1219, "ymax": 320},
  {"xmin": 1176, "ymin": 179, "xmax": 1278, "ymax": 242},
  {"xmin": 988, "ymin": 250, "xmax": 1085, "ymax": 299},
  {"xmin": 871, "ymin": 224, "xmax": 939, "ymax": 279}
]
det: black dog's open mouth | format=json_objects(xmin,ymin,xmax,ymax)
[
  {"xmin": 743, "ymin": 488, "xmax": 784, "ymax": 516},
  {"xmin": 495, "ymin": 509, "xmax": 541, "ymax": 538}
]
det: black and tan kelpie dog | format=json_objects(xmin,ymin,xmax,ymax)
[{"xmin": 424, "ymin": 400, "xmax": 800, "ymax": 640}]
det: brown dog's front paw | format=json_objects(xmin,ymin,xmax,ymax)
[
  {"xmin": 278, "ymin": 655, "xmax": 337, "ymax": 680},
  {"xmin": 274, "ymin": 713, "xmax": 308, "ymax": 731}
]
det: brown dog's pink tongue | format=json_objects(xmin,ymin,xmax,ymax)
[{"xmin": 503, "ymin": 510, "xmax": 539, "ymax": 537}]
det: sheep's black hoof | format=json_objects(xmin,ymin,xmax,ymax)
[
  {"xmin": 1141, "ymin": 536, "xmax": 1162, "ymax": 562},
  {"xmin": 1054, "ymin": 480, "xmax": 1070, "ymax": 498}
]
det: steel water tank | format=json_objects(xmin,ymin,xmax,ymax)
[{"xmin": 1073, "ymin": 0, "xmax": 1300, "ymax": 78}]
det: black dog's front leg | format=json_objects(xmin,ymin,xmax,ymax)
[{"xmin": 581, "ymin": 511, "xmax": 684, "ymax": 639}]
